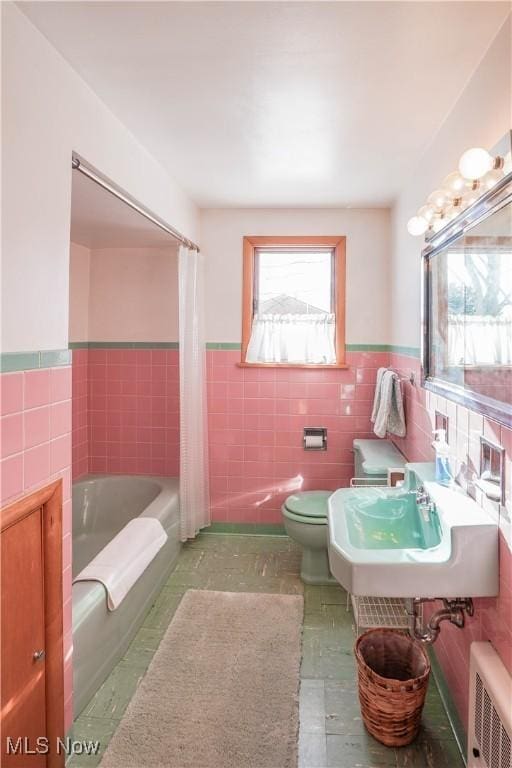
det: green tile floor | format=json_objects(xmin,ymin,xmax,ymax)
[{"xmin": 70, "ymin": 534, "xmax": 464, "ymax": 768}]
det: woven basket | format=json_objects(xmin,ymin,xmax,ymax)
[{"xmin": 355, "ymin": 628, "xmax": 431, "ymax": 747}]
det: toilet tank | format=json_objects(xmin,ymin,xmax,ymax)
[{"xmin": 353, "ymin": 439, "xmax": 406, "ymax": 483}]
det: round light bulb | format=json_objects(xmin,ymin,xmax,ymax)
[
  {"xmin": 427, "ymin": 189, "xmax": 448, "ymax": 209},
  {"xmin": 407, "ymin": 215, "xmax": 428, "ymax": 236},
  {"xmin": 481, "ymin": 168, "xmax": 503, "ymax": 191},
  {"xmin": 458, "ymin": 147, "xmax": 494, "ymax": 180},
  {"xmin": 418, "ymin": 204, "xmax": 435, "ymax": 223},
  {"xmin": 442, "ymin": 171, "xmax": 466, "ymax": 196}
]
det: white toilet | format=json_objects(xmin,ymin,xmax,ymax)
[{"xmin": 282, "ymin": 439, "xmax": 406, "ymax": 585}]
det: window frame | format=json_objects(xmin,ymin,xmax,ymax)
[{"xmin": 241, "ymin": 235, "xmax": 347, "ymax": 368}]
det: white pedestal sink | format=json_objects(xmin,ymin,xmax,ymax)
[{"xmin": 327, "ymin": 463, "xmax": 499, "ymax": 598}]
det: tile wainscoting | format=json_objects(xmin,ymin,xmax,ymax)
[
  {"xmin": 71, "ymin": 346, "xmax": 180, "ymax": 480},
  {"xmin": 207, "ymin": 347, "xmax": 390, "ymax": 524},
  {"xmin": 0, "ymin": 363, "xmax": 74, "ymax": 730}
]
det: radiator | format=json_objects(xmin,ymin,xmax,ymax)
[{"xmin": 468, "ymin": 642, "xmax": 512, "ymax": 768}]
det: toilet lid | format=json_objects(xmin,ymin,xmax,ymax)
[{"xmin": 284, "ymin": 491, "xmax": 332, "ymax": 519}]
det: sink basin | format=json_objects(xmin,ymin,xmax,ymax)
[
  {"xmin": 344, "ymin": 489, "xmax": 441, "ymax": 551},
  {"xmin": 327, "ymin": 463, "xmax": 499, "ymax": 598}
]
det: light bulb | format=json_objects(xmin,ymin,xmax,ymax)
[
  {"xmin": 481, "ymin": 168, "xmax": 503, "ymax": 191},
  {"xmin": 418, "ymin": 204, "xmax": 435, "ymax": 223},
  {"xmin": 442, "ymin": 171, "xmax": 466, "ymax": 196},
  {"xmin": 458, "ymin": 147, "xmax": 494, "ymax": 180},
  {"xmin": 427, "ymin": 189, "xmax": 448, "ymax": 209},
  {"xmin": 407, "ymin": 215, "xmax": 428, "ymax": 236}
]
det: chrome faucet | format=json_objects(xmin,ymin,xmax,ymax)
[{"xmin": 415, "ymin": 485, "xmax": 430, "ymax": 505}]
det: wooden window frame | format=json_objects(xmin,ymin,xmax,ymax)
[
  {"xmin": 1, "ymin": 480, "xmax": 65, "ymax": 768},
  {"xmin": 241, "ymin": 235, "xmax": 347, "ymax": 368}
]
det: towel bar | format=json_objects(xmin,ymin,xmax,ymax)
[{"xmin": 390, "ymin": 370, "xmax": 415, "ymax": 386}]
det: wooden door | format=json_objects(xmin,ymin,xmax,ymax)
[
  {"xmin": 1, "ymin": 481, "xmax": 64, "ymax": 768},
  {"xmin": 1, "ymin": 507, "xmax": 47, "ymax": 766}
]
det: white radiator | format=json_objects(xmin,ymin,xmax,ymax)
[{"xmin": 468, "ymin": 642, "xmax": 512, "ymax": 768}]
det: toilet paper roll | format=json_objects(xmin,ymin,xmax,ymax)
[{"xmin": 304, "ymin": 434, "xmax": 324, "ymax": 449}]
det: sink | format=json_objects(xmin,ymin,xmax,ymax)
[
  {"xmin": 344, "ymin": 490, "xmax": 441, "ymax": 551},
  {"xmin": 327, "ymin": 463, "xmax": 499, "ymax": 598}
]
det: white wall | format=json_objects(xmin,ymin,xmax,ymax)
[
  {"xmin": 390, "ymin": 15, "xmax": 511, "ymax": 349},
  {"xmin": 68, "ymin": 244, "xmax": 179, "ymax": 343},
  {"xmin": 200, "ymin": 208, "xmax": 391, "ymax": 344},
  {"xmin": 88, "ymin": 247, "xmax": 179, "ymax": 342},
  {"xmin": 1, "ymin": 4, "xmax": 198, "ymax": 353},
  {"xmin": 69, "ymin": 243, "xmax": 91, "ymax": 342}
]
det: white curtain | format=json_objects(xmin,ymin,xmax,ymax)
[
  {"xmin": 246, "ymin": 313, "xmax": 336, "ymax": 364},
  {"xmin": 178, "ymin": 246, "xmax": 210, "ymax": 540},
  {"xmin": 448, "ymin": 314, "xmax": 512, "ymax": 366}
]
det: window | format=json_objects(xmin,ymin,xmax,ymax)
[{"xmin": 241, "ymin": 236, "xmax": 346, "ymax": 367}]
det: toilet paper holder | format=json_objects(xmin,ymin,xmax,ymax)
[{"xmin": 303, "ymin": 427, "xmax": 327, "ymax": 451}]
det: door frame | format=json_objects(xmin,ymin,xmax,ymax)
[{"xmin": 1, "ymin": 480, "xmax": 65, "ymax": 768}]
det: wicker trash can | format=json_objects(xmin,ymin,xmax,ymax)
[{"xmin": 355, "ymin": 628, "xmax": 431, "ymax": 747}]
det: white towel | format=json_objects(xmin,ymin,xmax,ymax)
[
  {"xmin": 73, "ymin": 517, "xmax": 168, "ymax": 610},
  {"xmin": 373, "ymin": 370, "xmax": 406, "ymax": 438},
  {"xmin": 371, "ymin": 367, "xmax": 388, "ymax": 424}
]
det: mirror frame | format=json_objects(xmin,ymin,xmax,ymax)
[{"xmin": 421, "ymin": 170, "xmax": 512, "ymax": 429}]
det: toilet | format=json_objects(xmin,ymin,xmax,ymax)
[
  {"xmin": 282, "ymin": 439, "xmax": 407, "ymax": 585},
  {"xmin": 282, "ymin": 490, "xmax": 335, "ymax": 585}
]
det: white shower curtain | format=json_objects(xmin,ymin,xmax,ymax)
[{"xmin": 178, "ymin": 245, "xmax": 210, "ymax": 540}]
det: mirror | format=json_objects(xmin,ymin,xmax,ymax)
[{"xmin": 422, "ymin": 173, "xmax": 512, "ymax": 427}]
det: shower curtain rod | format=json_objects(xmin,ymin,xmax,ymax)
[{"xmin": 71, "ymin": 156, "xmax": 200, "ymax": 251}]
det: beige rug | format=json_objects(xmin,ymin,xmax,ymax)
[{"xmin": 100, "ymin": 590, "xmax": 303, "ymax": 768}]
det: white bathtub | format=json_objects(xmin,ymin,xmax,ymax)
[{"xmin": 72, "ymin": 475, "xmax": 181, "ymax": 717}]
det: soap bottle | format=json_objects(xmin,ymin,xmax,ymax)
[{"xmin": 432, "ymin": 429, "xmax": 453, "ymax": 487}]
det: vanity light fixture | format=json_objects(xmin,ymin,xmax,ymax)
[{"xmin": 406, "ymin": 145, "xmax": 507, "ymax": 237}]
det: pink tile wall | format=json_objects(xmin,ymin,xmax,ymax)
[
  {"xmin": 72, "ymin": 348, "xmax": 180, "ymax": 478},
  {"xmin": 0, "ymin": 366, "xmax": 74, "ymax": 731},
  {"xmin": 72, "ymin": 349, "xmax": 89, "ymax": 480},
  {"xmin": 390, "ymin": 351, "xmax": 512, "ymax": 731},
  {"xmin": 207, "ymin": 349, "xmax": 390, "ymax": 524}
]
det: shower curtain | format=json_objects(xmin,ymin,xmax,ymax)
[{"xmin": 178, "ymin": 245, "xmax": 210, "ymax": 540}]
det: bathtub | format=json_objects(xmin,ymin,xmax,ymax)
[{"xmin": 72, "ymin": 474, "xmax": 181, "ymax": 717}]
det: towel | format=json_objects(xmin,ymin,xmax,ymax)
[
  {"xmin": 73, "ymin": 517, "xmax": 168, "ymax": 610},
  {"xmin": 371, "ymin": 367, "xmax": 388, "ymax": 424},
  {"xmin": 373, "ymin": 370, "xmax": 406, "ymax": 438}
]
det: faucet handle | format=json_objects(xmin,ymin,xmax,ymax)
[{"xmin": 415, "ymin": 485, "xmax": 430, "ymax": 504}]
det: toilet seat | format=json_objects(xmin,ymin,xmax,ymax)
[{"xmin": 282, "ymin": 490, "xmax": 332, "ymax": 524}]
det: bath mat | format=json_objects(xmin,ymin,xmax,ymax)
[{"xmin": 100, "ymin": 589, "xmax": 303, "ymax": 768}]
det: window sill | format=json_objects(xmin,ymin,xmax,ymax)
[{"xmin": 237, "ymin": 362, "xmax": 349, "ymax": 369}]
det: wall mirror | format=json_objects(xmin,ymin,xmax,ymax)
[{"xmin": 422, "ymin": 172, "xmax": 512, "ymax": 427}]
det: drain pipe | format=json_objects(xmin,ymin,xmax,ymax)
[{"xmin": 407, "ymin": 598, "xmax": 474, "ymax": 643}]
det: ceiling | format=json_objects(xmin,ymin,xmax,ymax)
[
  {"xmin": 21, "ymin": 1, "xmax": 510, "ymax": 208},
  {"xmin": 70, "ymin": 170, "xmax": 177, "ymax": 248}
]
